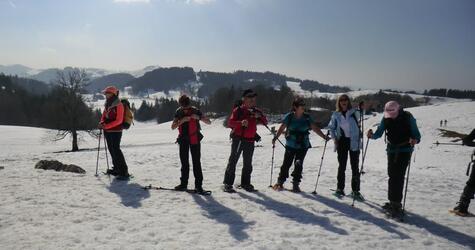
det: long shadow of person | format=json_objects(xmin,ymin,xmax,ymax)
[
  {"xmin": 192, "ymin": 194, "xmax": 253, "ymax": 241},
  {"xmin": 108, "ymin": 178, "xmax": 150, "ymax": 208},
  {"xmin": 238, "ymin": 191, "xmax": 348, "ymax": 235},
  {"xmin": 364, "ymin": 200, "xmax": 475, "ymax": 248},
  {"xmin": 299, "ymin": 192, "xmax": 409, "ymax": 239}
]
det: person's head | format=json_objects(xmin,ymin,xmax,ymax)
[
  {"xmin": 383, "ymin": 101, "xmax": 400, "ymax": 119},
  {"xmin": 242, "ymin": 89, "xmax": 257, "ymax": 108},
  {"xmin": 292, "ymin": 97, "xmax": 306, "ymax": 115},
  {"xmin": 178, "ymin": 94, "xmax": 191, "ymax": 108},
  {"xmin": 102, "ymin": 86, "xmax": 119, "ymax": 99},
  {"xmin": 336, "ymin": 94, "xmax": 351, "ymax": 112}
]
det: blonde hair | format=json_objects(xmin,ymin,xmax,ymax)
[{"xmin": 336, "ymin": 94, "xmax": 352, "ymax": 112}]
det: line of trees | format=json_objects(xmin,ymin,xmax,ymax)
[
  {"xmin": 0, "ymin": 71, "xmax": 100, "ymax": 151},
  {"xmin": 423, "ymin": 88, "xmax": 475, "ymax": 99}
]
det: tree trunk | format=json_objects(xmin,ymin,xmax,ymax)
[{"xmin": 72, "ymin": 130, "xmax": 79, "ymax": 152}]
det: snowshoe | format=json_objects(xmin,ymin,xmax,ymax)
[
  {"xmin": 291, "ymin": 183, "xmax": 301, "ymax": 193},
  {"xmin": 350, "ymin": 191, "xmax": 365, "ymax": 201},
  {"xmin": 382, "ymin": 202, "xmax": 391, "ymax": 211},
  {"xmin": 103, "ymin": 169, "xmax": 119, "ymax": 176},
  {"xmin": 450, "ymin": 202, "xmax": 473, "ymax": 217},
  {"xmin": 115, "ymin": 174, "xmax": 133, "ymax": 181},
  {"xmin": 449, "ymin": 209, "xmax": 474, "ymax": 217},
  {"xmin": 192, "ymin": 187, "xmax": 212, "ymax": 196},
  {"xmin": 174, "ymin": 184, "xmax": 188, "ymax": 191},
  {"xmin": 333, "ymin": 189, "xmax": 345, "ymax": 198},
  {"xmin": 223, "ymin": 184, "xmax": 236, "ymax": 193},
  {"xmin": 385, "ymin": 202, "xmax": 404, "ymax": 221},
  {"xmin": 238, "ymin": 184, "xmax": 258, "ymax": 192},
  {"xmin": 272, "ymin": 183, "xmax": 284, "ymax": 191}
]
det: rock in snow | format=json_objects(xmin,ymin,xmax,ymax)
[{"xmin": 35, "ymin": 160, "xmax": 86, "ymax": 174}]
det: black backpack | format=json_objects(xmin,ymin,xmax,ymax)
[
  {"xmin": 285, "ymin": 112, "xmax": 312, "ymax": 145},
  {"xmin": 383, "ymin": 110, "xmax": 412, "ymax": 146}
]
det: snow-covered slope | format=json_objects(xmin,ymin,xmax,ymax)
[
  {"xmin": 286, "ymin": 81, "xmax": 470, "ymax": 105},
  {"xmin": 1, "ymin": 102, "xmax": 474, "ymax": 249}
]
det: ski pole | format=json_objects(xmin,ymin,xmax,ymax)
[
  {"xmin": 263, "ymin": 124, "xmax": 285, "ymax": 148},
  {"xmin": 359, "ymin": 101, "xmax": 365, "ymax": 166},
  {"xmin": 466, "ymin": 150, "xmax": 474, "ymax": 176},
  {"xmin": 95, "ymin": 130, "xmax": 102, "ymax": 176},
  {"xmin": 433, "ymin": 141, "xmax": 463, "ymax": 146},
  {"xmin": 352, "ymin": 139, "xmax": 370, "ymax": 207},
  {"xmin": 312, "ymin": 130, "xmax": 330, "ymax": 194},
  {"xmin": 360, "ymin": 139, "xmax": 370, "ymax": 175},
  {"xmin": 401, "ymin": 153, "xmax": 413, "ymax": 221},
  {"xmin": 269, "ymin": 144, "xmax": 276, "ymax": 187},
  {"xmin": 103, "ymin": 133, "xmax": 110, "ymax": 171}
]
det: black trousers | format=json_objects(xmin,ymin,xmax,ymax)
[
  {"xmin": 387, "ymin": 152, "xmax": 412, "ymax": 203},
  {"xmin": 277, "ymin": 147, "xmax": 308, "ymax": 184},
  {"xmin": 104, "ymin": 131, "xmax": 128, "ymax": 176},
  {"xmin": 223, "ymin": 138, "xmax": 255, "ymax": 186},
  {"xmin": 460, "ymin": 162, "xmax": 475, "ymax": 206},
  {"xmin": 336, "ymin": 137, "xmax": 360, "ymax": 191},
  {"xmin": 179, "ymin": 141, "xmax": 203, "ymax": 188}
]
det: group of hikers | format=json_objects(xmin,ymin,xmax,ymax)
[{"xmin": 97, "ymin": 85, "xmax": 475, "ymax": 218}]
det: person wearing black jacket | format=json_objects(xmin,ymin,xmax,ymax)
[
  {"xmin": 171, "ymin": 95, "xmax": 211, "ymax": 193},
  {"xmin": 452, "ymin": 129, "xmax": 475, "ymax": 216}
]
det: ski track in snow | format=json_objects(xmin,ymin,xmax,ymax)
[{"xmin": 1, "ymin": 102, "xmax": 475, "ymax": 249}]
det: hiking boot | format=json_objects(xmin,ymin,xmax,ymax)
[
  {"xmin": 116, "ymin": 174, "xmax": 131, "ymax": 181},
  {"xmin": 389, "ymin": 201, "xmax": 403, "ymax": 217},
  {"xmin": 195, "ymin": 186, "xmax": 204, "ymax": 194},
  {"xmin": 351, "ymin": 191, "xmax": 365, "ymax": 201},
  {"xmin": 292, "ymin": 182, "xmax": 301, "ymax": 193},
  {"xmin": 333, "ymin": 189, "xmax": 345, "ymax": 197},
  {"xmin": 453, "ymin": 201, "xmax": 469, "ymax": 214},
  {"xmin": 382, "ymin": 202, "xmax": 391, "ymax": 211},
  {"xmin": 106, "ymin": 169, "xmax": 119, "ymax": 176},
  {"xmin": 223, "ymin": 184, "xmax": 236, "ymax": 193},
  {"xmin": 241, "ymin": 184, "xmax": 256, "ymax": 192},
  {"xmin": 174, "ymin": 183, "xmax": 188, "ymax": 191},
  {"xmin": 272, "ymin": 183, "xmax": 284, "ymax": 191}
]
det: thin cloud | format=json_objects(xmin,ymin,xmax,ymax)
[
  {"xmin": 113, "ymin": 0, "xmax": 150, "ymax": 3},
  {"xmin": 8, "ymin": 0, "xmax": 17, "ymax": 8},
  {"xmin": 186, "ymin": 0, "xmax": 215, "ymax": 4},
  {"xmin": 113, "ymin": 0, "xmax": 215, "ymax": 4}
]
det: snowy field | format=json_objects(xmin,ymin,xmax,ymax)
[{"xmin": 1, "ymin": 101, "xmax": 474, "ymax": 249}]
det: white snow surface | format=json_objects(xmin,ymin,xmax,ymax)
[{"xmin": 1, "ymin": 101, "xmax": 475, "ymax": 249}]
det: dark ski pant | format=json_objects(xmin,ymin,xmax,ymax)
[
  {"xmin": 387, "ymin": 152, "xmax": 412, "ymax": 203},
  {"xmin": 459, "ymin": 162, "xmax": 475, "ymax": 207},
  {"xmin": 223, "ymin": 138, "xmax": 254, "ymax": 186},
  {"xmin": 104, "ymin": 131, "xmax": 128, "ymax": 176},
  {"xmin": 179, "ymin": 141, "xmax": 203, "ymax": 188},
  {"xmin": 277, "ymin": 147, "xmax": 308, "ymax": 184},
  {"xmin": 336, "ymin": 137, "xmax": 360, "ymax": 191}
]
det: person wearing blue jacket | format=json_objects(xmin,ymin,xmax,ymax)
[
  {"xmin": 272, "ymin": 98, "xmax": 330, "ymax": 192},
  {"xmin": 328, "ymin": 94, "xmax": 363, "ymax": 199},
  {"xmin": 367, "ymin": 101, "xmax": 421, "ymax": 218}
]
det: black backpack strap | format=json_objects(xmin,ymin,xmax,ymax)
[{"xmin": 351, "ymin": 112, "xmax": 360, "ymax": 129}]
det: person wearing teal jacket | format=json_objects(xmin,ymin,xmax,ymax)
[
  {"xmin": 367, "ymin": 101, "xmax": 421, "ymax": 218},
  {"xmin": 272, "ymin": 98, "xmax": 330, "ymax": 192}
]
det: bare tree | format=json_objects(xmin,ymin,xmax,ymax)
[{"xmin": 52, "ymin": 68, "xmax": 98, "ymax": 151}]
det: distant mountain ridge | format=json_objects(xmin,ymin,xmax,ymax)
[{"xmin": 0, "ymin": 64, "xmax": 351, "ymax": 96}]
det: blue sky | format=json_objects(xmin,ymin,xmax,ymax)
[{"xmin": 0, "ymin": 0, "xmax": 474, "ymax": 90}]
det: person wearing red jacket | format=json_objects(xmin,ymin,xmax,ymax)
[
  {"xmin": 99, "ymin": 86, "xmax": 130, "ymax": 180},
  {"xmin": 223, "ymin": 89, "xmax": 268, "ymax": 193}
]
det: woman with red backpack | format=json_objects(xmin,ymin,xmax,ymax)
[{"xmin": 99, "ymin": 86, "xmax": 131, "ymax": 180}]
